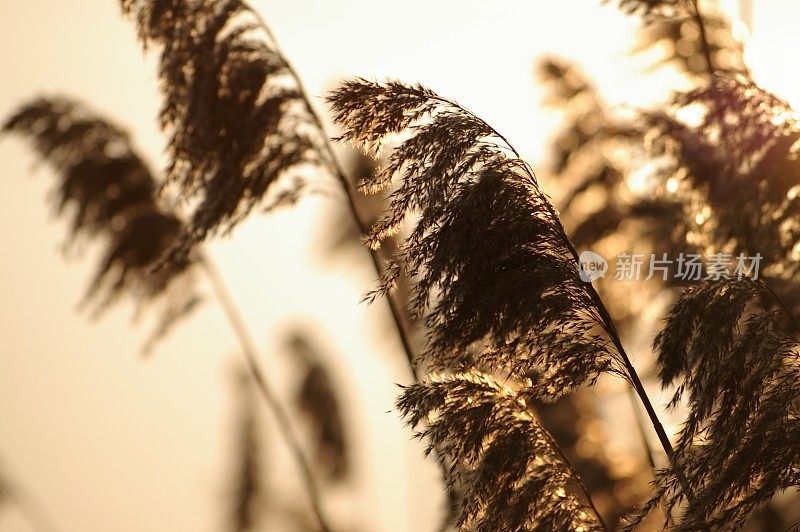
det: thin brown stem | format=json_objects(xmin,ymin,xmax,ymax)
[
  {"xmin": 692, "ymin": 0, "xmax": 716, "ymax": 78},
  {"xmin": 628, "ymin": 387, "xmax": 657, "ymax": 471},
  {"xmin": 199, "ymin": 254, "xmax": 333, "ymax": 532},
  {"xmin": 580, "ymin": 251, "xmax": 701, "ymax": 510},
  {"xmin": 247, "ymin": 2, "xmax": 418, "ymax": 380},
  {"xmin": 538, "ymin": 182, "xmax": 677, "ymax": 464},
  {"xmin": 523, "ymin": 157, "xmax": 702, "ymax": 506},
  {"xmin": 589, "ymin": 288, "xmax": 677, "ymax": 459}
]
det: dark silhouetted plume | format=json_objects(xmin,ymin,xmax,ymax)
[
  {"xmin": 613, "ymin": 0, "xmax": 684, "ymax": 17},
  {"xmin": 329, "ymin": 79, "xmax": 624, "ymax": 394},
  {"xmin": 120, "ymin": 0, "xmax": 326, "ymax": 262}
]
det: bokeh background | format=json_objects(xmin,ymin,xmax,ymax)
[{"xmin": 0, "ymin": 1, "xmax": 796, "ymax": 531}]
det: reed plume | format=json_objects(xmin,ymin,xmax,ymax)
[
  {"xmin": 614, "ymin": 0, "xmax": 684, "ymax": 17},
  {"xmin": 625, "ymin": 76, "xmax": 800, "ymax": 530},
  {"xmin": 645, "ymin": 77, "xmax": 800, "ymax": 273},
  {"xmin": 538, "ymin": 0, "xmax": 749, "ymax": 328},
  {"xmin": 626, "ymin": 279, "xmax": 800, "ymax": 529},
  {"xmin": 2, "ymin": 97, "xmax": 200, "ymax": 352},
  {"xmin": 229, "ymin": 370, "xmax": 265, "ymax": 532},
  {"xmin": 580, "ymin": 2, "xmax": 800, "ymax": 526},
  {"xmin": 329, "ymin": 80, "xmax": 623, "ymax": 393},
  {"xmin": 398, "ymin": 371, "xmax": 604, "ymax": 531},
  {"xmin": 634, "ymin": 7, "xmax": 748, "ymax": 77},
  {"xmin": 288, "ymin": 332, "xmax": 349, "ymax": 483},
  {"xmin": 121, "ymin": 0, "xmax": 419, "ymax": 376},
  {"xmin": 537, "ymin": 57, "xmax": 683, "ymax": 254},
  {"xmin": 120, "ymin": 0, "xmax": 324, "ymax": 262}
]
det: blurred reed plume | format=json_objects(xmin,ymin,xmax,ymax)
[
  {"xmin": 622, "ymin": 44, "xmax": 800, "ymax": 532},
  {"xmin": 4, "ymin": 94, "xmax": 333, "ymax": 529},
  {"xmin": 644, "ymin": 78, "xmax": 800, "ymax": 313},
  {"xmin": 614, "ymin": 0, "xmax": 686, "ymax": 17},
  {"xmin": 2, "ymin": 97, "xmax": 200, "ymax": 352},
  {"xmin": 287, "ymin": 333, "xmax": 349, "ymax": 483},
  {"xmin": 2, "ymin": 71, "xmax": 334, "ymax": 532},
  {"xmin": 225, "ymin": 361, "xmax": 332, "ymax": 532},
  {"xmin": 228, "ymin": 370, "xmax": 265, "ymax": 532},
  {"xmin": 634, "ymin": 5, "xmax": 748, "ymax": 77}
]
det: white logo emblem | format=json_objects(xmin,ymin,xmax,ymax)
[{"xmin": 578, "ymin": 250, "xmax": 607, "ymax": 283}]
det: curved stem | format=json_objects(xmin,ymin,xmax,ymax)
[
  {"xmin": 247, "ymin": 2, "xmax": 418, "ymax": 380},
  {"xmin": 628, "ymin": 387, "xmax": 657, "ymax": 471},
  {"xmin": 535, "ymin": 181, "xmax": 678, "ymax": 465},
  {"xmin": 511, "ymin": 136, "xmax": 701, "ymax": 502},
  {"xmin": 588, "ymin": 287, "xmax": 678, "ymax": 460},
  {"xmin": 199, "ymin": 254, "xmax": 332, "ymax": 532}
]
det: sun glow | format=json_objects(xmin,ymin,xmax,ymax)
[{"xmin": 741, "ymin": 3, "xmax": 800, "ymax": 110}]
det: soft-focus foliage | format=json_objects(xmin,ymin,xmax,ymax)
[
  {"xmin": 538, "ymin": 57, "xmax": 682, "ymax": 251},
  {"xmin": 548, "ymin": 0, "xmax": 747, "ymax": 259},
  {"xmin": 398, "ymin": 372, "xmax": 604, "ymax": 531},
  {"xmin": 547, "ymin": 3, "xmax": 800, "ymax": 527},
  {"xmin": 120, "ymin": 0, "xmax": 326, "ymax": 262},
  {"xmin": 635, "ymin": 7, "xmax": 748, "ymax": 77},
  {"xmin": 626, "ymin": 76, "xmax": 800, "ymax": 530},
  {"xmin": 3, "ymin": 97, "xmax": 200, "ymax": 352},
  {"xmin": 645, "ymin": 78, "xmax": 800, "ymax": 313}
]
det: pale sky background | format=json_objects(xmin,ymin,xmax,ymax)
[{"xmin": 0, "ymin": 1, "xmax": 797, "ymax": 531}]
